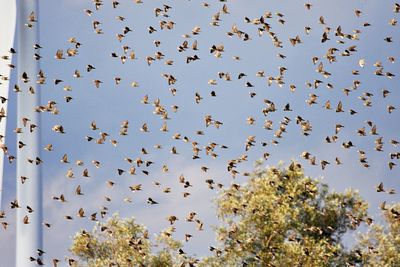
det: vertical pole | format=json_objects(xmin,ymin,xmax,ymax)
[
  {"xmin": 16, "ymin": 0, "xmax": 42, "ymax": 266},
  {"xmin": 0, "ymin": 0, "xmax": 16, "ymax": 209}
]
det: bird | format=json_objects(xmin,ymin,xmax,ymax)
[
  {"xmin": 304, "ymin": 3, "xmax": 312, "ymax": 10},
  {"xmin": 147, "ymin": 198, "xmax": 158, "ymax": 205},
  {"xmin": 75, "ymin": 185, "xmax": 83, "ymax": 195},
  {"xmin": 93, "ymin": 79, "xmax": 103, "ymax": 88},
  {"xmin": 376, "ymin": 182, "xmax": 385, "ymax": 192},
  {"xmin": 77, "ymin": 208, "xmax": 85, "ymax": 218},
  {"xmin": 61, "ymin": 154, "xmax": 69, "ymax": 163}
]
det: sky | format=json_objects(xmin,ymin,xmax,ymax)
[{"xmin": 0, "ymin": 0, "xmax": 400, "ymax": 266}]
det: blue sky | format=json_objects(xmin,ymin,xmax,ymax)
[{"xmin": 1, "ymin": 0, "xmax": 400, "ymax": 266}]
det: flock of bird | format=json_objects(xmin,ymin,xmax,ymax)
[{"xmin": 0, "ymin": 0, "xmax": 400, "ymax": 266}]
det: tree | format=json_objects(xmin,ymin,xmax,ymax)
[
  {"xmin": 201, "ymin": 162, "xmax": 368, "ymax": 267},
  {"xmin": 355, "ymin": 203, "xmax": 400, "ymax": 266},
  {"xmin": 70, "ymin": 162, "xmax": 375, "ymax": 267},
  {"xmin": 70, "ymin": 214, "xmax": 194, "ymax": 267}
]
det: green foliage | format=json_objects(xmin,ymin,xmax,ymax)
[
  {"xmin": 202, "ymin": 162, "xmax": 368, "ymax": 267},
  {"xmin": 70, "ymin": 215, "xmax": 182, "ymax": 267},
  {"xmin": 70, "ymin": 163, "xmax": 400, "ymax": 267},
  {"xmin": 356, "ymin": 203, "xmax": 400, "ymax": 267}
]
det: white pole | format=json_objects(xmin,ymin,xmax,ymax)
[
  {"xmin": 0, "ymin": 0, "xmax": 17, "ymax": 210},
  {"xmin": 16, "ymin": 0, "xmax": 42, "ymax": 266}
]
